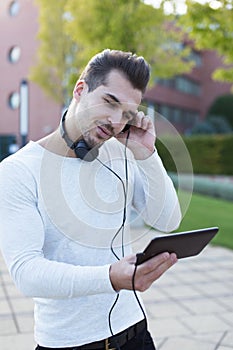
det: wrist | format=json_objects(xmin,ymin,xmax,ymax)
[
  {"xmin": 109, "ymin": 264, "xmax": 120, "ymax": 292},
  {"xmin": 132, "ymin": 146, "xmax": 155, "ymax": 160}
]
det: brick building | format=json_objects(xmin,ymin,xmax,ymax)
[
  {"xmin": 144, "ymin": 48, "xmax": 232, "ymax": 134},
  {"xmin": 0, "ymin": 0, "xmax": 232, "ymax": 153},
  {"xmin": 0, "ymin": 0, "xmax": 60, "ymax": 150}
]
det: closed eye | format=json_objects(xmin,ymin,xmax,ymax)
[{"xmin": 103, "ymin": 97, "xmax": 118, "ymax": 108}]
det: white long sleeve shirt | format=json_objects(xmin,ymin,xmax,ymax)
[{"xmin": 0, "ymin": 139, "xmax": 181, "ymax": 347}]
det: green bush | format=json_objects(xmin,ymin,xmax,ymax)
[
  {"xmin": 156, "ymin": 134, "xmax": 233, "ymax": 175},
  {"xmin": 190, "ymin": 116, "xmax": 232, "ymax": 135},
  {"xmin": 207, "ymin": 94, "xmax": 233, "ymax": 128}
]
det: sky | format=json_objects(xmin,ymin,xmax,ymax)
[{"xmin": 143, "ymin": 0, "xmax": 222, "ymax": 14}]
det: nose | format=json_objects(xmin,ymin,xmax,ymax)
[{"xmin": 107, "ymin": 110, "xmax": 124, "ymax": 133}]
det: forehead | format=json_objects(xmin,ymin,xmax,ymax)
[{"xmin": 102, "ymin": 70, "xmax": 142, "ymax": 106}]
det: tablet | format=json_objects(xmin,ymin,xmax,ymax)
[{"xmin": 136, "ymin": 227, "xmax": 219, "ymax": 265}]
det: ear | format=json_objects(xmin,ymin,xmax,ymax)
[{"xmin": 73, "ymin": 80, "xmax": 86, "ymax": 100}]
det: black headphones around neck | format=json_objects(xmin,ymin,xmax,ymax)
[{"xmin": 60, "ymin": 109, "xmax": 99, "ymax": 162}]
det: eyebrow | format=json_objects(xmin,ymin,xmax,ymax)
[
  {"xmin": 105, "ymin": 93, "xmax": 121, "ymax": 104},
  {"xmin": 104, "ymin": 93, "xmax": 136, "ymax": 118}
]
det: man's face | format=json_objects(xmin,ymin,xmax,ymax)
[{"xmin": 73, "ymin": 69, "xmax": 142, "ymax": 149}]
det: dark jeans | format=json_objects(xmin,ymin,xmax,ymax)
[
  {"xmin": 121, "ymin": 329, "xmax": 156, "ymax": 350},
  {"xmin": 35, "ymin": 330, "xmax": 156, "ymax": 350}
]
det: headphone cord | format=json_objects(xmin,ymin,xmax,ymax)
[
  {"xmin": 96, "ymin": 158, "xmax": 127, "ymax": 260},
  {"xmin": 97, "ymin": 130, "xmax": 147, "ymax": 349},
  {"xmin": 96, "ymin": 130, "xmax": 130, "ymax": 260},
  {"xmin": 132, "ymin": 264, "xmax": 148, "ymax": 350}
]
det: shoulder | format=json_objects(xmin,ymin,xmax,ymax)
[{"xmin": 0, "ymin": 141, "xmax": 42, "ymax": 193}]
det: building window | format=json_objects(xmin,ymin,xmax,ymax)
[
  {"xmin": 157, "ymin": 103, "xmax": 199, "ymax": 131},
  {"xmin": 9, "ymin": 1, "xmax": 20, "ymax": 16},
  {"xmin": 8, "ymin": 92, "xmax": 20, "ymax": 109},
  {"xmin": 156, "ymin": 76, "xmax": 201, "ymax": 96},
  {"xmin": 175, "ymin": 76, "xmax": 201, "ymax": 96},
  {"xmin": 8, "ymin": 46, "xmax": 21, "ymax": 63},
  {"xmin": 189, "ymin": 50, "xmax": 202, "ymax": 67}
]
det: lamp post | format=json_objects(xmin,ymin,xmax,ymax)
[{"xmin": 19, "ymin": 79, "xmax": 29, "ymax": 147}]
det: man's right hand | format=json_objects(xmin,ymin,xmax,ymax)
[{"xmin": 109, "ymin": 252, "xmax": 177, "ymax": 292}]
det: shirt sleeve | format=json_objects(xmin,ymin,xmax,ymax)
[
  {"xmin": 132, "ymin": 148, "xmax": 182, "ymax": 232},
  {"xmin": 0, "ymin": 159, "xmax": 115, "ymax": 298}
]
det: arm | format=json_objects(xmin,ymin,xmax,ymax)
[
  {"xmin": 133, "ymin": 150, "xmax": 181, "ymax": 232},
  {"xmin": 0, "ymin": 160, "xmax": 114, "ymax": 298},
  {"xmin": 116, "ymin": 111, "xmax": 181, "ymax": 232}
]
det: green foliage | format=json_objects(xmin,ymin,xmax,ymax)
[
  {"xmin": 156, "ymin": 134, "xmax": 233, "ymax": 175},
  {"xmin": 31, "ymin": 0, "xmax": 194, "ymax": 103},
  {"xmin": 65, "ymin": 0, "xmax": 192, "ymax": 79},
  {"xmin": 30, "ymin": 0, "xmax": 76, "ymax": 103},
  {"xmin": 178, "ymin": 0, "xmax": 233, "ymax": 85},
  {"xmin": 207, "ymin": 94, "xmax": 233, "ymax": 128}
]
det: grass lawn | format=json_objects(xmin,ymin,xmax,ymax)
[{"xmin": 176, "ymin": 191, "xmax": 233, "ymax": 250}]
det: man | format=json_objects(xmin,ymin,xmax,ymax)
[{"xmin": 0, "ymin": 49, "xmax": 181, "ymax": 350}]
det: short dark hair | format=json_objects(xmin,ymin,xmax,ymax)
[{"xmin": 79, "ymin": 49, "xmax": 150, "ymax": 94}]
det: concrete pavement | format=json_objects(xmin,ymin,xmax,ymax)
[{"xmin": 0, "ymin": 227, "xmax": 233, "ymax": 350}]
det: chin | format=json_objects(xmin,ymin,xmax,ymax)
[{"xmin": 83, "ymin": 133, "xmax": 103, "ymax": 150}]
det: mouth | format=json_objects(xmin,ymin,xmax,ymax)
[{"xmin": 96, "ymin": 124, "xmax": 113, "ymax": 140}]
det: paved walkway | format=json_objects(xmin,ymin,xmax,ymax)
[{"xmin": 0, "ymin": 227, "xmax": 233, "ymax": 350}]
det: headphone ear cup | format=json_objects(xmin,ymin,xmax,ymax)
[{"xmin": 74, "ymin": 140, "xmax": 99, "ymax": 162}]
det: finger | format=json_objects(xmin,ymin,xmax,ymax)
[
  {"xmin": 134, "ymin": 254, "xmax": 177, "ymax": 291},
  {"xmin": 132, "ymin": 111, "xmax": 145, "ymax": 128},
  {"xmin": 141, "ymin": 116, "xmax": 151, "ymax": 130},
  {"xmin": 138, "ymin": 252, "xmax": 171, "ymax": 274},
  {"xmin": 145, "ymin": 253, "xmax": 177, "ymax": 281}
]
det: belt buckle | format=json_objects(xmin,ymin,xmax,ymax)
[{"xmin": 105, "ymin": 338, "xmax": 116, "ymax": 350}]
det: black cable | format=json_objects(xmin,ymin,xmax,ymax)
[
  {"xmin": 132, "ymin": 264, "xmax": 148, "ymax": 350},
  {"xmin": 108, "ymin": 293, "xmax": 121, "ymax": 350},
  {"xmin": 98, "ymin": 130, "xmax": 148, "ymax": 349},
  {"xmin": 96, "ymin": 130, "xmax": 130, "ymax": 260},
  {"xmin": 96, "ymin": 157, "xmax": 127, "ymax": 260}
]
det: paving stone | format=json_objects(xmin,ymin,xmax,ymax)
[
  {"xmin": 143, "ymin": 287, "xmax": 170, "ymax": 303},
  {"xmin": 219, "ymin": 313, "xmax": 233, "ymax": 327},
  {"xmin": 159, "ymin": 284, "xmax": 202, "ymax": 299},
  {"xmin": 221, "ymin": 330, "xmax": 233, "ymax": 348},
  {"xmin": 181, "ymin": 314, "xmax": 231, "ymax": 333},
  {"xmin": 0, "ymin": 317, "xmax": 17, "ymax": 336},
  {"xmin": 148, "ymin": 317, "xmax": 191, "ymax": 338},
  {"xmin": 217, "ymin": 296, "xmax": 233, "ymax": 311},
  {"xmin": 146, "ymin": 300, "xmax": 191, "ymax": 318},
  {"xmin": 0, "ymin": 299, "xmax": 12, "ymax": 315},
  {"xmin": 175, "ymin": 270, "xmax": 211, "ymax": 284},
  {"xmin": 195, "ymin": 282, "xmax": 233, "ymax": 297},
  {"xmin": 0, "ymin": 285, "xmax": 6, "ymax": 298},
  {"xmin": 0, "ymin": 333, "xmax": 35, "ymax": 350},
  {"xmin": 181, "ymin": 298, "xmax": 229, "ymax": 314},
  {"xmin": 158, "ymin": 336, "xmax": 216, "ymax": 350},
  {"xmin": 17, "ymin": 314, "xmax": 34, "ymax": 333},
  {"xmin": 189, "ymin": 331, "xmax": 226, "ymax": 345}
]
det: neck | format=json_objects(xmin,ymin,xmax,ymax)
[
  {"xmin": 37, "ymin": 130, "xmax": 75, "ymax": 157},
  {"xmin": 37, "ymin": 101, "xmax": 83, "ymax": 157}
]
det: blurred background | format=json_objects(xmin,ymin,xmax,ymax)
[{"xmin": 0, "ymin": 0, "xmax": 233, "ymax": 248}]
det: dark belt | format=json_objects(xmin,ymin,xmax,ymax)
[{"xmin": 37, "ymin": 319, "xmax": 146, "ymax": 350}]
